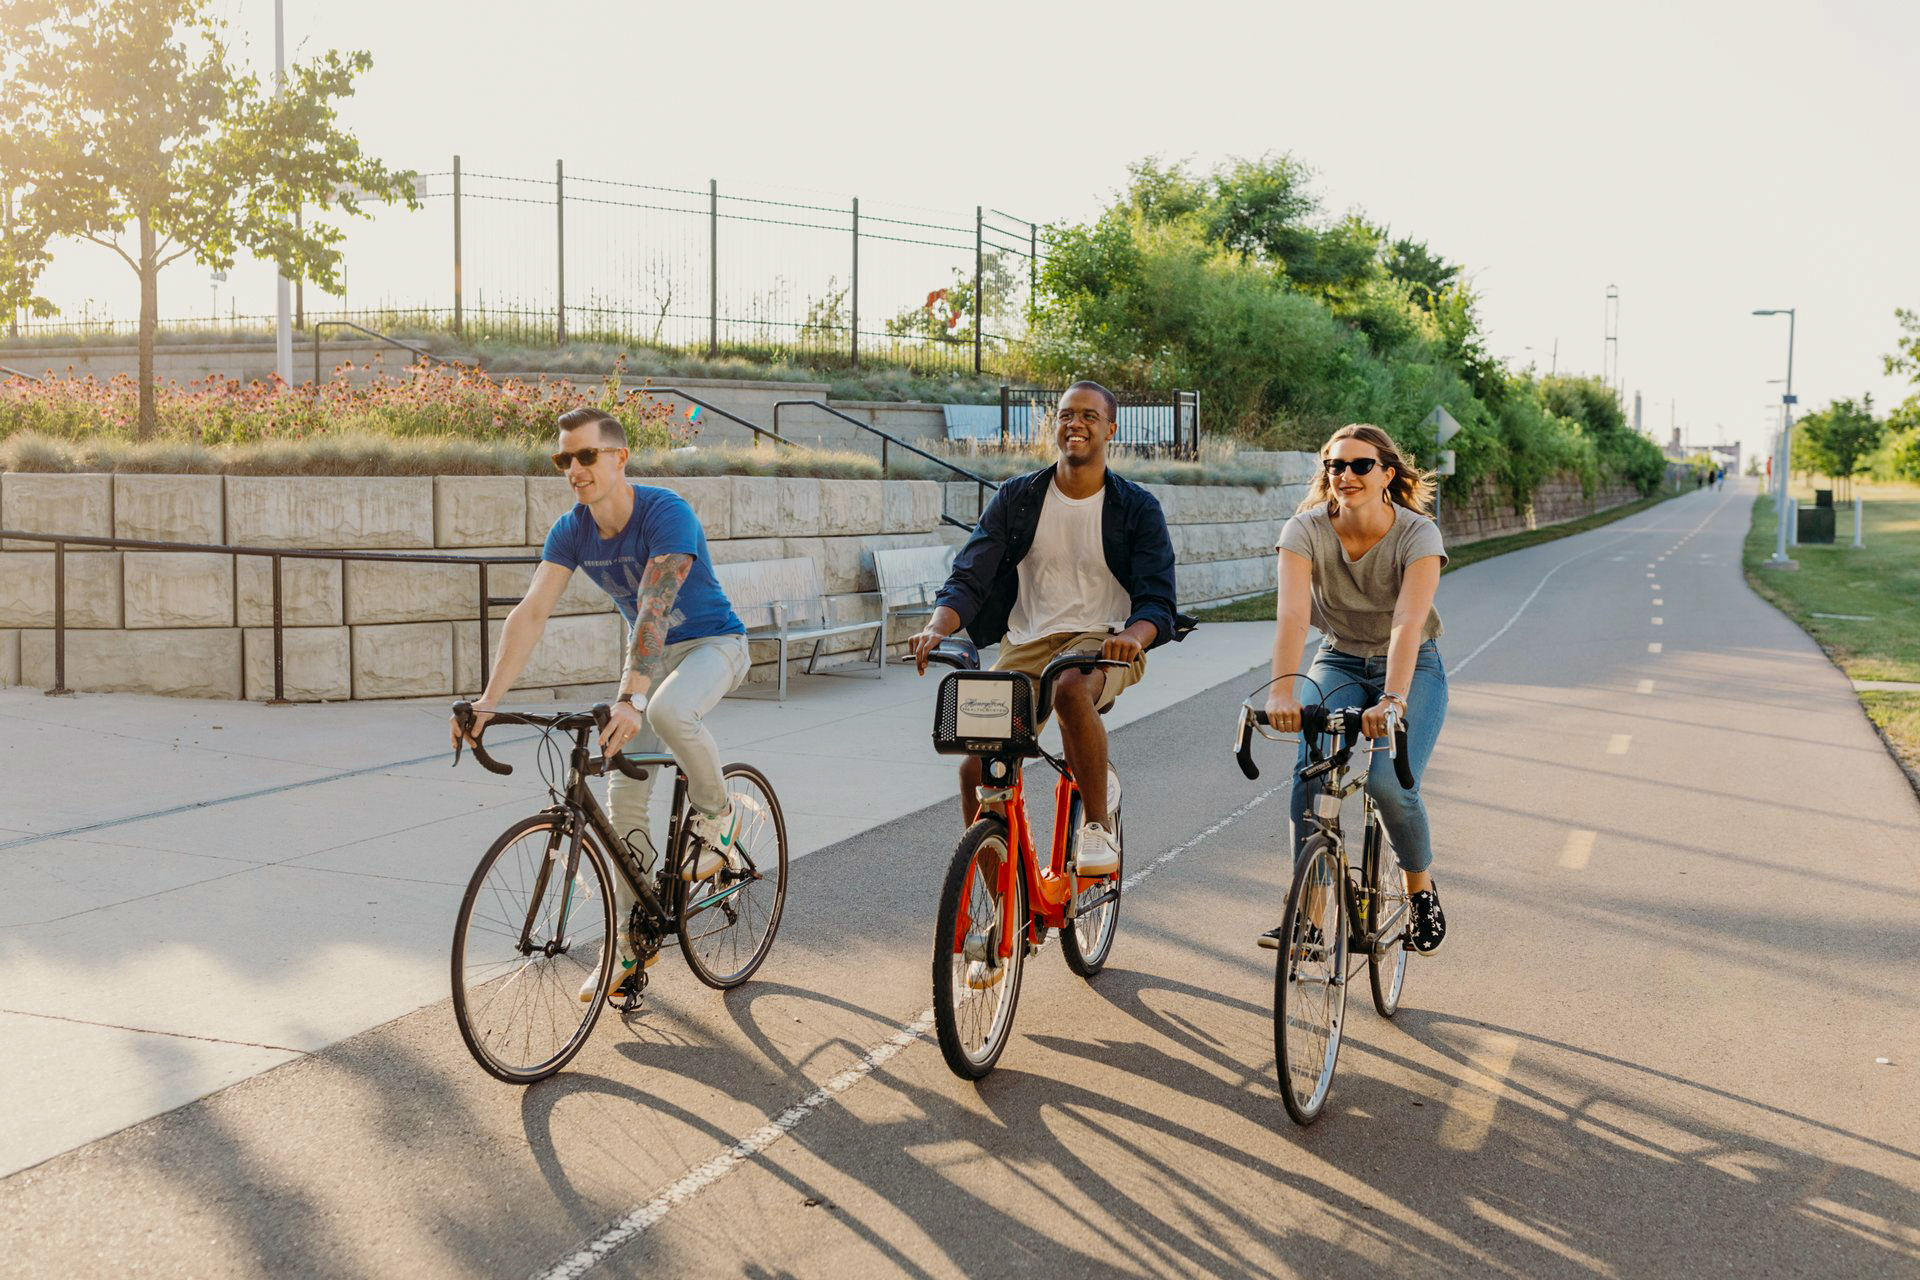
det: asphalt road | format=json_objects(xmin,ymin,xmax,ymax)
[{"xmin": 3, "ymin": 485, "xmax": 1916, "ymax": 1279}]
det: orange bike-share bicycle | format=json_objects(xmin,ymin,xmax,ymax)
[{"xmin": 924, "ymin": 639, "xmax": 1128, "ymax": 1080}]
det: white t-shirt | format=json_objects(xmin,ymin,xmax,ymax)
[{"xmin": 1004, "ymin": 480, "xmax": 1133, "ymax": 646}]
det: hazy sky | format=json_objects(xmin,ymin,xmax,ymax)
[{"xmin": 23, "ymin": 0, "xmax": 1920, "ymax": 452}]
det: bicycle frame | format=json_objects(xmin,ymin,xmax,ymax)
[
  {"xmin": 1295, "ymin": 712, "xmax": 1408, "ymax": 957},
  {"xmin": 956, "ymin": 756, "xmax": 1119, "ymax": 965}
]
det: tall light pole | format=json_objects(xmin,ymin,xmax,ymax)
[
  {"xmin": 273, "ymin": 0, "xmax": 293, "ymax": 385},
  {"xmin": 1752, "ymin": 307, "xmax": 1796, "ymax": 565}
]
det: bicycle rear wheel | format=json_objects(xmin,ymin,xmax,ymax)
[
  {"xmin": 1274, "ymin": 833, "xmax": 1348, "ymax": 1125},
  {"xmin": 1061, "ymin": 765, "xmax": 1123, "ymax": 977},
  {"xmin": 932, "ymin": 817, "xmax": 1027, "ymax": 1080},
  {"xmin": 679, "ymin": 763, "xmax": 789, "ymax": 990},
  {"xmin": 451, "ymin": 813, "xmax": 615, "ymax": 1084},
  {"xmin": 1367, "ymin": 818, "xmax": 1410, "ymax": 1018}
]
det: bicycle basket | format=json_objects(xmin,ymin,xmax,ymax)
[{"xmin": 932, "ymin": 670, "xmax": 1039, "ymax": 757}]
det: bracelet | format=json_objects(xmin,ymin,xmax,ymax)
[{"xmin": 1380, "ymin": 692, "xmax": 1408, "ymax": 710}]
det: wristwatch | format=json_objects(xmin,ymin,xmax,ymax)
[{"xmin": 624, "ymin": 692, "xmax": 649, "ymax": 713}]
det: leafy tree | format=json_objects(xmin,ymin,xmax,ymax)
[
  {"xmin": 1793, "ymin": 395, "xmax": 1884, "ymax": 498},
  {"xmin": 1382, "ymin": 236, "xmax": 1459, "ymax": 310},
  {"xmin": 1, "ymin": 0, "xmax": 414, "ymax": 436}
]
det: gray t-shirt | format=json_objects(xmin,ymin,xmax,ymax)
[{"xmin": 1276, "ymin": 504, "xmax": 1447, "ymax": 658}]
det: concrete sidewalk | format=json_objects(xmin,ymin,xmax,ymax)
[{"xmin": 0, "ymin": 622, "xmax": 1274, "ymax": 1176}]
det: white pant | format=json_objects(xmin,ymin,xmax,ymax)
[{"xmin": 606, "ymin": 632, "xmax": 749, "ymax": 879}]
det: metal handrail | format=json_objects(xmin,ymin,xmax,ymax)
[
  {"xmin": 645, "ymin": 386, "xmax": 796, "ymax": 451},
  {"xmin": 311, "ymin": 320, "xmax": 475, "ymax": 384},
  {"xmin": 1, "ymin": 363, "xmax": 42, "ymax": 383},
  {"xmin": 770, "ymin": 398, "xmax": 999, "ymax": 529},
  {"xmin": 0, "ymin": 528, "xmax": 537, "ymax": 704}
]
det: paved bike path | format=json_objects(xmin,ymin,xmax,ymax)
[{"xmin": 2, "ymin": 484, "xmax": 1915, "ymax": 1278}]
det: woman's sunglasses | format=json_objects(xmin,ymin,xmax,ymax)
[
  {"xmin": 550, "ymin": 447, "xmax": 614, "ymax": 471},
  {"xmin": 1323, "ymin": 457, "xmax": 1381, "ymax": 476}
]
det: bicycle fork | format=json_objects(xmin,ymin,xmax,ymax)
[{"xmin": 517, "ymin": 812, "xmax": 587, "ymax": 958}]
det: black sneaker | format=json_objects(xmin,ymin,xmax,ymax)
[{"xmin": 1408, "ymin": 888, "xmax": 1447, "ymax": 956}]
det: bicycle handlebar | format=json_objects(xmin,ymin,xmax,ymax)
[
  {"xmin": 1235, "ymin": 702, "xmax": 1414, "ymax": 790},
  {"xmin": 451, "ymin": 701, "xmax": 651, "ymax": 780}
]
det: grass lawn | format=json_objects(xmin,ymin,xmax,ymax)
[
  {"xmin": 1743, "ymin": 482, "xmax": 1920, "ymax": 783},
  {"xmin": 1190, "ymin": 485, "xmax": 1687, "ymax": 624}
]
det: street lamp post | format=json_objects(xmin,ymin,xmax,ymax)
[
  {"xmin": 1752, "ymin": 308, "xmax": 1796, "ymax": 566},
  {"xmin": 273, "ymin": 0, "xmax": 293, "ymax": 385}
]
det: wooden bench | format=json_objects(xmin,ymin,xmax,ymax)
[
  {"xmin": 872, "ymin": 543, "xmax": 957, "ymax": 660},
  {"xmin": 715, "ymin": 556, "xmax": 883, "ymax": 700}
]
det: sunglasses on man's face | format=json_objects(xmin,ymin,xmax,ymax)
[
  {"xmin": 551, "ymin": 447, "xmax": 616, "ymax": 471},
  {"xmin": 1323, "ymin": 457, "xmax": 1382, "ymax": 476}
]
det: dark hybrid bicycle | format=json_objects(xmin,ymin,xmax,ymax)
[
  {"xmin": 448, "ymin": 701, "xmax": 788, "ymax": 1084},
  {"xmin": 1233, "ymin": 679, "xmax": 1416, "ymax": 1124}
]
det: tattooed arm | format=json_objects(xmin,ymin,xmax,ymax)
[
  {"xmin": 620, "ymin": 553, "xmax": 694, "ymax": 700},
  {"xmin": 603, "ymin": 553, "xmax": 693, "ymax": 754}
]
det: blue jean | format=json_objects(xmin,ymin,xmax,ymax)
[{"xmin": 1289, "ymin": 639, "xmax": 1448, "ymax": 873}]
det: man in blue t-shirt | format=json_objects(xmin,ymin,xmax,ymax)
[{"xmin": 453, "ymin": 407, "xmax": 748, "ymax": 1003}]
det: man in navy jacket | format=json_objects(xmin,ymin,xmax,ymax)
[{"xmin": 911, "ymin": 382, "xmax": 1192, "ymax": 908}]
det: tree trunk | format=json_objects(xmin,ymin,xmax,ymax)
[{"xmin": 137, "ymin": 216, "xmax": 157, "ymax": 441}]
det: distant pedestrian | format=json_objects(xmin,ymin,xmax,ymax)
[{"xmin": 1696, "ymin": 469, "xmax": 1705, "ymax": 489}]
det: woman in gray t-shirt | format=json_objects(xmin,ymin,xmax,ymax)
[{"xmin": 1264, "ymin": 424, "xmax": 1451, "ymax": 956}]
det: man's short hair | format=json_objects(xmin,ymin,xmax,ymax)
[
  {"xmin": 1063, "ymin": 380, "xmax": 1116, "ymax": 422},
  {"xmin": 556, "ymin": 407, "xmax": 627, "ymax": 448}
]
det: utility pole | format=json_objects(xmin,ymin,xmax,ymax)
[
  {"xmin": 1753, "ymin": 308, "xmax": 1798, "ymax": 566},
  {"xmin": 1603, "ymin": 284, "xmax": 1620, "ymax": 403}
]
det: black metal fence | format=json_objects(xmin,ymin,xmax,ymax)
[
  {"xmin": 6, "ymin": 161, "xmax": 1058, "ymax": 378},
  {"xmin": 968, "ymin": 387, "xmax": 1202, "ymax": 459}
]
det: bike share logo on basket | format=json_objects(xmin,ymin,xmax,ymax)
[{"xmin": 955, "ymin": 676, "xmax": 1017, "ymax": 740}]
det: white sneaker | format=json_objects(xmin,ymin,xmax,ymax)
[
  {"xmin": 578, "ymin": 951, "xmax": 656, "ymax": 1003},
  {"xmin": 964, "ymin": 960, "xmax": 1006, "ymax": 990},
  {"xmin": 1073, "ymin": 822, "xmax": 1120, "ymax": 877},
  {"xmin": 685, "ymin": 798, "xmax": 741, "ymax": 881}
]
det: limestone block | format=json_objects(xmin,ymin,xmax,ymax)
[
  {"xmin": 114, "ymin": 475, "xmax": 223, "ymax": 545},
  {"xmin": 726, "ymin": 476, "xmax": 783, "ymax": 539},
  {"xmin": 525, "ymin": 477, "xmax": 577, "ymax": 546},
  {"xmin": 225, "ymin": 476, "xmax": 434, "ymax": 549},
  {"xmin": 944, "ymin": 482, "xmax": 982, "ymax": 527},
  {"xmin": 1170, "ymin": 518, "xmax": 1286, "ymax": 565},
  {"xmin": 778, "ymin": 478, "xmax": 824, "ymax": 538},
  {"xmin": 455, "ymin": 612, "xmax": 622, "ymax": 692},
  {"xmin": 21, "ymin": 627, "xmax": 241, "ymax": 698},
  {"xmin": 435, "ymin": 476, "xmax": 527, "ymax": 549},
  {"xmin": 881, "ymin": 481, "xmax": 917, "ymax": 535},
  {"xmin": 819, "ymin": 479, "xmax": 883, "ymax": 537},
  {"xmin": 235, "ymin": 555, "xmax": 343, "ymax": 627},
  {"xmin": 1, "ymin": 473, "xmax": 112, "ymax": 550},
  {"xmin": 346, "ymin": 556, "xmax": 489, "ymax": 625},
  {"xmin": 0, "ymin": 552, "xmax": 122, "ymax": 627},
  {"xmin": 123, "ymin": 552, "xmax": 234, "ymax": 628},
  {"xmin": 0, "ymin": 629, "xmax": 18, "ymax": 686},
  {"xmin": 243, "ymin": 626, "xmax": 351, "ymax": 701},
  {"xmin": 350, "ymin": 622, "xmax": 453, "ymax": 699},
  {"xmin": 708, "ymin": 537, "xmax": 785, "ymax": 567},
  {"xmin": 480, "ymin": 551, "xmax": 615, "ymax": 618},
  {"xmin": 910, "ymin": 481, "xmax": 943, "ymax": 532},
  {"xmin": 1177, "ymin": 556, "xmax": 1275, "ymax": 606}
]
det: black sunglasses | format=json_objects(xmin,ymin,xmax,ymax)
[
  {"xmin": 551, "ymin": 447, "xmax": 618, "ymax": 471},
  {"xmin": 1322, "ymin": 457, "xmax": 1382, "ymax": 476}
]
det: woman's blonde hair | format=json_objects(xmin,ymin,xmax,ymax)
[{"xmin": 1297, "ymin": 423, "xmax": 1436, "ymax": 516}]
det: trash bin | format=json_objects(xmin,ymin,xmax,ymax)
[
  {"xmin": 1797, "ymin": 504, "xmax": 1836, "ymax": 544},
  {"xmin": 1814, "ymin": 488, "xmax": 1834, "ymax": 509}
]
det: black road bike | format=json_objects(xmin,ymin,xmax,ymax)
[
  {"xmin": 448, "ymin": 702, "xmax": 788, "ymax": 1083},
  {"xmin": 1234, "ymin": 683, "xmax": 1416, "ymax": 1124}
]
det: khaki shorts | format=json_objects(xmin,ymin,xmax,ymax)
[{"xmin": 993, "ymin": 630, "xmax": 1145, "ymax": 718}]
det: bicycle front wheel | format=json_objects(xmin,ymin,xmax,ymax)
[
  {"xmin": 1274, "ymin": 833, "xmax": 1348, "ymax": 1125},
  {"xmin": 679, "ymin": 763, "xmax": 789, "ymax": 989},
  {"xmin": 932, "ymin": 817, "xmax": 1027, "ymax": 1080},
  {"xmin": 1367, "ymin": 818, "xmax": 1410, "ymax": 1019},
  {"xmin": 1061, "ymin": 765, "xmax": 1123, "ymax": 978},
  {"xmin": 451, "ymin": 814, "xmax": 616, "ymax": 1084}
]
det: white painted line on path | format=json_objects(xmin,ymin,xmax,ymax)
[
  {"xmin": 1607, "ymin": 734, "xmax": 1632, "ymax": 755},
  {"xmin": 1653, "ymin": 598, "xmax": 1663, "ymax": 606},
  {"xmin": 1559, "ymin": 830, "xmax": 1597, "ymax": 869},
  {"xmin": 1649, "ymin": 643, "xmax": 1663, "ymax": 654},
  {"xmin": 1652, "ymin": 617, "xmax": 1663, "ymax": 626},
  {"xmin": 533, "ymin": 783, "xmax": 1288, "ymax": 1279},
  {"xmin": 1636, "ymin": 680, "xmax": 1655, "ymax": 695}
]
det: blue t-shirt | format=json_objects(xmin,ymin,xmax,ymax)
[{"xmin": 541, "ymin": 484, "xmax": 744, "ymax": 643}]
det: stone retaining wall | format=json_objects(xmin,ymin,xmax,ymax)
[
  {"xmin": 1437, "ymin": 474, "xmax": 1641, "ymax": 545},
  {"xmin": 0, "ymin": 457, "xmax": 1642, "ymax": 700}
]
